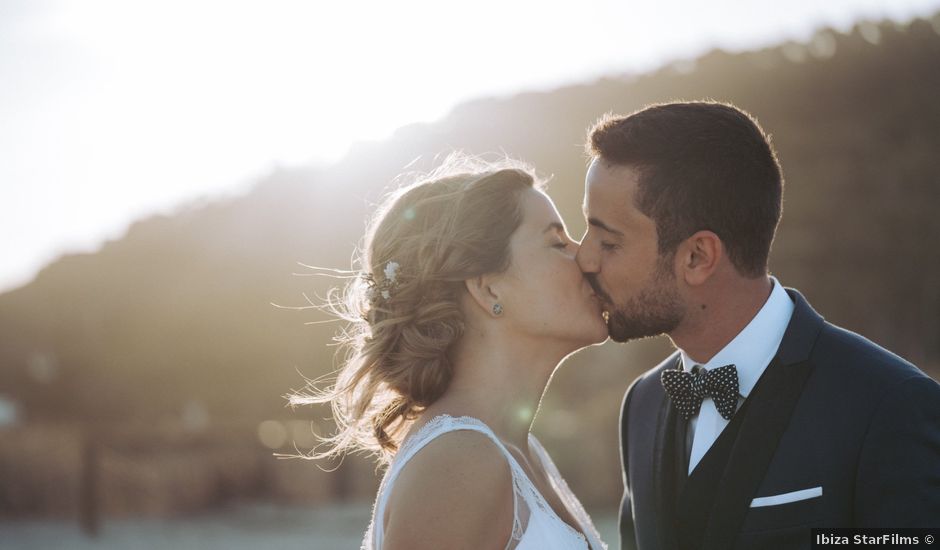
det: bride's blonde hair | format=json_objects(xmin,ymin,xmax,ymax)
[{"xmin": 292, "ymin": 155, "xmax": 544, "ymax": 464}]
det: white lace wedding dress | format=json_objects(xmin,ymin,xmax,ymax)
[{"xmin": 361, "ymin": 414, "xmax": 608, "ymax": 549}]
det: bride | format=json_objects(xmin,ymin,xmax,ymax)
[{"xmin": 294, "ymin": 156, "xmax": 609, "ymax": 549}]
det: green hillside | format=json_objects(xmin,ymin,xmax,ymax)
[{"xmin": 1, "ymin": 14, "xmax": 938, "ymax": 508}]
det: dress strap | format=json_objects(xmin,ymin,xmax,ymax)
[{"xmin": 369, "ymin": 414, "xmax": 530, "ymax": 550}]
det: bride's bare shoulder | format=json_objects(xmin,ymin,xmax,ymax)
[{"xmin": 383, "ymin": 429, "xmax": 515, "ymax": 550}]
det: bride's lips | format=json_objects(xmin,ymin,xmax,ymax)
[
  {"xmin": 588, "ymin": 290, "xmax": 610, "ymax": 323},
  {"xmin": 583, "ymin": 285, "xmax": 608, "ymax": 322},
  {"xmin": 581, "ymin": 279, "xmax": 609, "ymax": 322},
  {"xmin": 585, "ymin": 274, "xmax": 613, "ymax": 305}
]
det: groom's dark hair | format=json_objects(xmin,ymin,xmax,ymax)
[{"xmin": 587, "ymin": 101, "xmax": 783, "ymax": 278}]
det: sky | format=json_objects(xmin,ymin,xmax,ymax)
[{"xmin": 2, "ymin": 0, "xmax": 939, "ymax": 293}]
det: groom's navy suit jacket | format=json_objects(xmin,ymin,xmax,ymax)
[{"xmin": 619, "ymin": 288, "xmax": 940, "ymax": 550}]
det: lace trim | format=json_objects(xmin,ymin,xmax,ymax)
[
  {"xmin": 504, "ymin": 435, "xmax": 587, "ymax": 546},
  {"xmin": 394, "ymin": 414, "xmax": 484, "ymax": 461},
  {"xmin": 529, "ymin": 435, "xmax": 607, "ymax": 550}
]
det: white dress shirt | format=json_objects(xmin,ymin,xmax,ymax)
[{"xmin": 679, "ymin": 276, "xmax": 795, "ymax": 475}]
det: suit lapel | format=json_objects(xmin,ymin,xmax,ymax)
[{"xmin": 699, "ymin": 288, "xmax": 824, "ymax": 550}]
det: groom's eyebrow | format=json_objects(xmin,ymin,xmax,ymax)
[
  {"xmin": 583, "ymin": 205, "xmax": 625, "ymax": 237},
  {"xmin": 587, "ymin": 216, "xmax": 624, "ymax": 237}
]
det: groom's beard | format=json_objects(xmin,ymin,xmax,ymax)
[{"xmin": 588, "ymin": 260, "xmax": 685, "ymax": 344}]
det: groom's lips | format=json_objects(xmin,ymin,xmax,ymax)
[
  {"xmin": 585, "ymin": 274, "xmax": 613, "ymax": 306},
  {"xmin": 585, "ymin": 274, "xmax": 612, "ymax": 325}
]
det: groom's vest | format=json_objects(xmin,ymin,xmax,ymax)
[{"xmin": 662, "ymin": 382, "xmax": 755, "ymax": 550}]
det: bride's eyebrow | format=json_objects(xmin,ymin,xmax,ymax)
[{"xmin": 542, "ymin": 222, "xmax": 565, "ymax": 235}]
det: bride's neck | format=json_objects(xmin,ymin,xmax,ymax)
[{"xmin": 425, "ymin": 329, "xmax": 566, "ymax": 452}]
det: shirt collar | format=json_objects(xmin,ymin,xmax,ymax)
[{"xmin": 679, "ymin": 276, "xmax": 795, "ymax": 398}]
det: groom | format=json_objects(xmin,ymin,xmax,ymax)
[{"xmin": 576, "ymin": 101, "xmax": 940, "ymax": 550}]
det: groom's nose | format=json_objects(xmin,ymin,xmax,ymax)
[{"xmin": 575, "ymin": 239, "xmax": 599, "ymax": 274}]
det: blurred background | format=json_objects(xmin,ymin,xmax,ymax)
[{"xmin": 2, "ymin": 0, "xmax": 940, "ymax": 548}]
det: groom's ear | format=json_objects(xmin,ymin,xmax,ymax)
[
  {"xmin": 464, "ymin": 274, "xmax": 501, "ymax": 317},
  {"xmin": 678, "ymin": 230, "xmax": 722, "ymax": 286}
]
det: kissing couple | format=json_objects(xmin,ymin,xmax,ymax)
[{"xmin": 296, "ymin": 101, "xmax": 940, "ymax": 549}]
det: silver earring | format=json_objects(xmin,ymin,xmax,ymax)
[{"xmin": 492, "ymin": 303, "xmax": 503, "ymax": 316}]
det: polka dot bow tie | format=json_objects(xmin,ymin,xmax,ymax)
[{"xmin": 661, "ymin": 364, "xmax": 740, "ymax": 421}]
